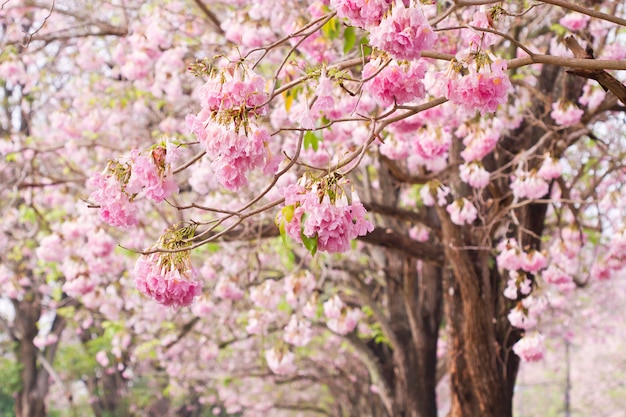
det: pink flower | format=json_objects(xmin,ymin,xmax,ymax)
[
  {"xmin": 87, "ymin": 171, "xmax": 138, "ymax": 229},
  {"xmin": 459, "ymin": 119, "xmax": 502, "ymax": 162},
  {"xmin": 511, "ymin": 171, "xmax": 550, "ymax": 200},
  {"xmin": 134, "ymin": 253, "xmax": 202, "ymax": 308},
  {"xmin": 444, "ymin": 55, "xmax": 511, "ymax": 115},
  {"xmin": 281, "ymin": 177, "xmax": 374, "ymax": 254},
  {"xmin": 497, "ymin": 239, "xmax": 523, "ymax": 271},
  {"xmin": 512, "ymin": 333, "xmax": 545, "ymax": 362},
  {"xmin": 327, "ymin": 308, "xmax": 362, "ymax": 335},
  {"xmin": 323, "ymin": 295, "xmax": 344, "ymax": 320},
  {"xmin": 363, "ymin": 59, "xmax": 426, "ymax": 107},
  {"xmin": 537, "ymin": 154, "xmax": 562, "ymax": 180},
  {"xmin": 551, "ymin": 101, "xmax": 583, "ymax": 126},
  {"xmin": 331, "ymin": 0, "xmax": 392, "ymax": 28},
  {"xmin": 265, "ymin": 347, "xmax": 296, "ymax": 375},
  {"xmin": 368, "ymin": 2, "xmax": 436, "ymax": 60},
  {"xmin": 125, "ymin": 148, "xmax": 178, "ymax": 202},
  {"xmin": 459, "ymin": 162, "xmax": 490, "ymax": 189},
  {"xmin": 559, "ymin": 13, "xmax": 590, "ymax": 32},
  {"xmin": 283, "ymin": 315, "xmax": 313, "ymax": 347},
  {"xmin": 521, "ymin": 250, "xmax": 547, "ymax": 273},
  {"xmin": 214, "ymin": 277, "xmax": 244, "ymax": 301},
  {"xmin": 446, "ymin": 198, "xmax": 478, "ymax": 226}
]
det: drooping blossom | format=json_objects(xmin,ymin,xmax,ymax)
[
  {"xmin": 559, "ymin": 12, "xmax": 590, "ymax": 32},
  {"xmin": 512, "ymin": 333, "xmax": 545, "ymax": 362},
  {"xmin": 133, "ymin": 225, "xmax": 203, "ymax": 308},
  {"xmin": 330, "ymin": 0, "xmax": 392, "ymax": 28},
  {"xmin": 279, "ymin": 174, "xmax": 374, "ymax": 254},
  {"xmin": 125, "ymin": 147, "xmax": 178, "ymax": 202},
  {"xmin": 444, "ymin": 52, "xmax": 511, "ymax": 115},
  {"xmin": 420, "ymin": 182, "xmax": 450, "ymax": 207},
  {"xmin": 459, "ymin": 162, "xmax": 490, "ymax": 189},
  {"xmin": 511, "ymin": 170, "xmax": 549, "ymax": 200},
  {"xmin": 283, "ymin": 315, "xmax": 313, "ymax": 347},
  {"xmin": 87, "ymin": 169, "xmax": 138, "ymax": 229},
  {"xmin": 458, "ymin": 118, "xmax": 502, "ymax": 162},
  {"xmin": 551, "ymin": 100, "xmax": 584, "ymax": 126},
  {"xmin": 368, "ymin": 1, "xmax": 436, "ymax": 61},
  {"xmin": 265, "ymin": 347, "xmax": 296, "ymax": 375},
  {"xmin": 134, "ymin": 253, "xmax": 202, "ymax": 308},
  {"xmin": 362, "ymin": 59, "xmax": 426, "ymax": 107},
  {"xmin": 537, "ymin": 154, "xmax": 563, "ymax": 180},
  {"xmin": 446, "ymin": 198, "xmax": 478, "ymax": 226}
]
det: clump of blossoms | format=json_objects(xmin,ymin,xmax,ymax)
[
  {"xmin": 512, "ymin": 332, "xmax": 545, "ymax": 362},
  {"xmin": 550, "ymin": 100, "xmax": 584, "ymax": 126},
  {"xmin": 88, "ymin": 143, "xmax": 178, "ymax": 228},
  {"xmin": 134, "ymin": 223, "xmax": 203, "ymax": 308},
  {"xmin": 331, "ymin": 0, "xmax": 392, "ymax": 28},
  {"xmin": 362, "ymin": 58, "xmax": 427, "ymax": 107},
  {"xmin": 443, "ymin": 50, "xmax": 511, "ymax": 115},
  {"xmin": 186, "ymin": 61, "xmax": 277, "ymax": 190},
  {"xmin": 277, "ymin": 173, "xmax": 374, "ymax": 254},
  {"xmin": 369, "ymin": 1, "xmax": 437, "ymax": 61}
]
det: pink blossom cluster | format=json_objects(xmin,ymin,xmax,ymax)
[
  {"xmin": 265, "ymin": 347, "xmax": 296, "ymax": 375},
  {"xmin": 510, "ymin": 170, "xmax": 550, "ymax": 200},
  {"xmin": 496, "ymin": 238, "xmax": 548, "ymax": 274},
  {"xmin": 88, "ymin": 145, "xmax": 179, "ymax": 228},
  {"xmin": 283, "ymin": 315, "xmax": 313, "ymax": 347},
  {"xmin": 591, "ymin": 229, "xmax": 626, "ymax": 281},
  {"xmin": 87, "ymin": 170, "xmax": 138, "ymax": 229},
  {"xmin": 550, "ymin": 100, "xmax": 584, "ymax": 126},
  {"xmin": 508, "ymin": 295, "xmax": 546, "ymax": 330},
  {"xmin": 503, "ymin": 271, "xmax": 532, "ymax": 300},
  {"xmin": 559, "ymin": 12, "xmax": 590, "ymax": 32},
  {"xmin": 512, "ymin": 332, "xmax": 545, "ymax": 362},
  {"xmin": 362, "ymin": 59, "xmax": 426, "ymax": 107},
  {"xmin": 459, "ymin": 162, "xmax": 490, "ymax": 189},
  {"xmin": 323, "ymin": 295, "xmax": 362, "ymax": 335},
  {"xmin": 369, "ymin": 2, "xmax": 437, "ymax": 61},
  {"xmin": 446, "ymin": 198, "xmax": 478, "ymax": 226},
  {"xmin": 537, "ymin": 154, "xmax": 563, "ymax": 180},
  {"xmin": 186, "ymin": 64, "xmax": 276, "ymax": 190},
  {"xmin": 280, "ymin": 175, "xmax": 374, "ymax": 253},
  {"xmin": 457, "ymin": 118, "xmax": 503, "ymax": 162},
  {"xmin": 134, "ymin": 252, "xmax": 203, "ymax": 308},
  {"xmin": 444, "ymin": 55, "xmax": 511, "ymax": 115},
  {"xmin": 125, "ymin": 147, "xmax": 179, "ymax": 202},
  {"xmin": 330, "ymin": 0, "xmax": 392, "ymax": 28},
  {"xmin": 420, "ymin": 182, "xmax": 450, "ymax": 207}
]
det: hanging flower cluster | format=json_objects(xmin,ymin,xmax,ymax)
[
  {"xmin": 87, "ymin": 143, "xmax": 178, "ymax": 228},
  {"xmin": 134, "ymin": 223, "xmax": 203, "ymax": 308},
  {"xmin": 277, "ymin": 173, "xmax": 374, "ymax": 254},
  {"xmin": 443, "ymin": 51, "xmax": 511, "ymax": 115},
  {"xmin": 362, "ymin": 58, "xmax": 427, "ymax": 107},
  {"xmin": 186, "ymin": 61, "xmax": 277, "ymax": 191}
]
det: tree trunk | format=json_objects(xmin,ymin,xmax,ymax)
[{"xmin": 13, "ymin": 291, "xmax": 47, "ymax": 417}]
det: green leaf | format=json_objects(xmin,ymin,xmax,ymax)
[
  {"xmin": 304, "ymin": 131, "xmax": 321, "ymax": 151},
  {"xmin": 282, "ymin": 205, "xmax": 295, "ymax": 222},
  {"xmin": 343, "ymin": 26, "xmax": 357, "ymax": 54},
  {"xmin": 322, "ymin": 17, "xmax": 340, "ymax": 40},
  {"xmin": 301, "ymin": 231, "xmax": 318, "ymax": 256}
]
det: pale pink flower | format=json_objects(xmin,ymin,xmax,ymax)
[
  {"xmin": 327, "ymin": 308, "xmax": 362, "ymax": 335},
  {"xmin": 323, "ymin": 295, "xmax": 344, "ymax": 320},
  {"xmin": 283, "ymin": 315, "xmax": 313, "ymax": 347},
  {"xmin": 521, "ymin": 250, "xmax": 548, "ymax": 273},
  {"xmin": 497, "ymin": 238, "xmax": 523, "ymax": 271},
  {"xmin": 368, "ymin": 2, "xmax": 436, "ymax": 60},
  {"xmin": 265, "ymin": 347, "xmax": 296, "ymax": 375},
  {"xmin": 459, "ymin": 162, "xmax": 490, "ymax": 189},
  {"xmin": 444, "ymin": 55, "xmax": 511, "ymax": 115},
  {"xmin": 250, "ymin": 280, "xmax": 281, "ymax": 310},
  {"xmin": 87, "ymin": 171, "xmax": 138, "ymax": 229},
  {"xmin": 550, "ymin": 101, "xmax": 584, "ymax": 126},
  {"xmin": 559, "ymin": 13, "xmax": 590, "ymax": 31},
  {"xmin": 331, "ymin": 0, "xmax": 392, "ymax": 28},
  {"xmin": 537, "ymin": 154, "xmax": 562, "ymax": 180},
  {"xmin": 446, "ymin": 198, "xmax": 478, "ymax": 226},
  {"xmin": 96, "ymin": 351, "xmax": 110, "ymax": 367},
  {"xmin": 214, "ymin": 277, "xmax": 244, "ymax": 301},
  {"xmin": 362, "ymin": 59, "xmax": 426, "ymax": 107},
  {"xmin": 511, "ymin": 171, "xmax": 550, "ymax": 200},
  {"xmin": 409, "ymin": 224, "xmax": 429, "ymax": 242},
  {"xmin": 134, "ymin": 253, "xmax": 202, "ymax": 308},
  {"xmin": 512, "ymin": 333, "xmax": 545, "ymax": 362}
]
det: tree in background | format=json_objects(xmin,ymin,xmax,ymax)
[{"xmin": 1, "ymin": 0, "xmax": 626, "ymax": 416}]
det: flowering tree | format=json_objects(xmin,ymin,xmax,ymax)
[{"xmin": 2, "ymin": 0, "xmax": 626, "ymax": 416}]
